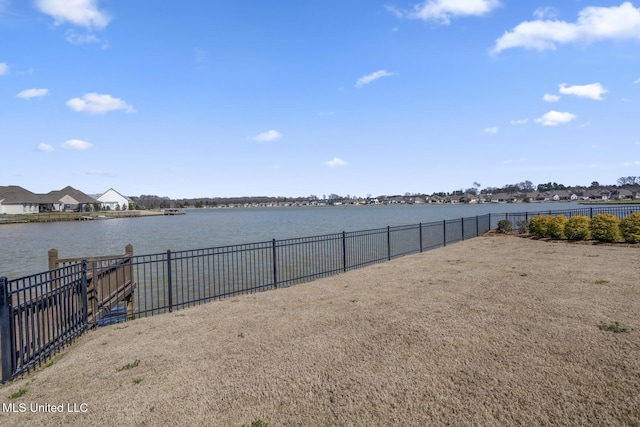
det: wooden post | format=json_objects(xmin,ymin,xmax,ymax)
[
  {"xmin": 48, "ymin": 249, "xmax": 58, "ymax": 271},
  {"xmin": 48, "ymin": 248, "xmax": 59, "ymax": 289}
]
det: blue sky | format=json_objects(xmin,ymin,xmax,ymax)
[{"xmin": 1, "ymin": 0, "xmax": 639, "ymax": 198}]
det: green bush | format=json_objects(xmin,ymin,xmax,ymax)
[
  {"xmin": 547, "ymin": 216, "xmax": 567, "ymax": 239},
  {"xmin": 529, "ymin": 215, "xmax": 551, "ymax": 237},
  {"xmin": 620, "ymin": 212, "xmax": 640, "ymax": 243},
  {"xmin": 497, "ymin": 220, "xmax": 513, "ymax": 233},
  {"xmin": 590, "ymin": 213, "xmax": 622, "ymax": 242},
  {"xmin": 565, "ymin": 215, "xmax": 591, "ymax": 240}
]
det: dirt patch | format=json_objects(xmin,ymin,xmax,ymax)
[{"xmin": 1, "ymin": 235, "xmax": 639, "ymax": 426}]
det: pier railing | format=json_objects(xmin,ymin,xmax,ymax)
[{"xmin": 2, "ymin": 204, "xmax": 640, "ymax": 382}]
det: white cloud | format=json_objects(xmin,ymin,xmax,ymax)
[
  {"xmin": 492, "ymin": 2, "xmax": 640, "ymax": 53},
  {"xmin": 38, "ymin": 143, "xmax": 54, "ymax": 152},
  {"xmin": 16, "ymin": 88, "xmax": 49, "ymax": 99},
  {"xmin": 355, "ymin": 70, "xmax": 395, "ymax": 88},
  {"xmin": 0, "ymin": 62, "xmax": 8, "ymax": 76},
  {"xmin": 543, "ymin": 93, "xmax": 560, "ymax": 102},
  {"xmin": 324, "ymin": 157, "xmax": 347, "ymax": 167},
  {"xmin": 65, "ymin": 30, "xmax": 102, "ymax": 45},
  {"xmin": 35, "ymin": 0, "xmax": 111, "ymax": 30},
  {"xmin": 623, "ymin": 160, "xmax": 640, "ymax": 166},
  {"xmin": 251, "ymin": 130, "xmax": 282, "ymax": 142},
  {"xmin": 635, "ymin": 77, "xmax": 640, "ymax": 84},
  {"xmin": 62, "ymin": 139, "xmax": 92, "ymax": 150},
  {"xmin": 533, "ymin": 7, "xmax": 558, "ymax": 20},
  {"xmin": 66, "ymin": 93, "xmax": 135, "ymax": 114},
  {"xmin": 510, "ymin": 118, "xmax": 528, "ymax": 125},
  {"xmin": 389, "ymin": 0, "xmax": 500, "ymax": 24},
  {"xmin": 559, "ymin": 82, "xmax": 608, "ymax": 100},
  {"xmin": 535, "ymin": 110, "xmax": 577, "ymax": 126},
  {"xmin": 484, "ymin": 127, "xmax": 498, "ymax": 134}
]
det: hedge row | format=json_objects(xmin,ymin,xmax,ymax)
[{"xmin": 510, "ymin": 212, "xmax": 640, "ymax": 243}]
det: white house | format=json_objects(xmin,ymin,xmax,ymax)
[{"xmin": 97, "ymin": 188, "xmax": 131, "ymax": 210}]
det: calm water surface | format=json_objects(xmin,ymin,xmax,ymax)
[{"xmin": 1, "ymin": 203, "xmax": 582, "ymax": 279}]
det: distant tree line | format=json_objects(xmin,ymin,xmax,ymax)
[{"xmin": 128, "ymin": 176, "xmax": 640, "ymax": 209}]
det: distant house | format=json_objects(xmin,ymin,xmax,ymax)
[
  {"xmin": 47, "ymin": 186, "xmax": 97, "ymax": 212},
  {"xmin": 612, "ymin": 189, "xmax": 634, "ymax": 200},
  {"xmin": 0, "ymin": 185, "xmax": 42, "ymax": 214},
  {"xmin": 489, "ymin": 193, "xmax": 518, "ymax": 203},
  {"xmin": 97, "ymin": 188, "xmax": 131, "ymax": 211},
  {"xmin": 549, "ymin": 190, "xmax": 578, "ymax": 201},
  {"xmin": 584, "ymin": 189, "xmax": 611, "ymax": 201}
]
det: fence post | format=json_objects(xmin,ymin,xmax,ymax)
[
  {"xmin": 443, "ymin": 220, "xmax": 447, "ymax": 247},
  {"xmin": 272, "ymin": 239, "xmax": 278, "ymax": 289},
  {"xmin": 461, "ymin": 217, "xmax": 465, "ymax": 241},
  {"xmin": 125, "ymin": 244, "xmax": 135, "ymax": 319},
  {"xmin": 81, "ymin": 261, "xmax": 89, "ymax": 325},
  {"xmin": 419, "ymin": 223, "xmax": 423, "ymax": 253},
  {"xmin": 387, "ymin": 226, "xmax": 391, "ymax": 261},
  {"xmin": 0, "ymin": 277, "xmax": 12, "ymax": 383},
  {"xmin": 342, "ymin": 231, "xmax": 347, "ymax": 272},
  {"xmin": 166, "ymin": 250, "xmax": 173, "ymax": 313},
  {"xmin": 476, "ymin": 216, "xmax": 479, "ymax": 237}
]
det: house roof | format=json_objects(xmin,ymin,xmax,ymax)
[
  {"xmin": 98, "ymin": 188, "xmax": 131, "ymax": 202},
  {"xmin": 0, "ymin": 185, "xmax": 43, "ymax": 204},
  {"xmin": 48, "ymin": 186, "xmax": 97, "ymax": 204}
]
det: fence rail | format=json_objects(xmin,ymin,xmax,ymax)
[{"xmin": 2, "ymin": 205, "xmax": 639, "ymax": 382}]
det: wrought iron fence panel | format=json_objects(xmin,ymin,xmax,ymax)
[
  {"xmin": 421, "ymin": 222, "xmax": 445, "ymax": 251},
  {"xmin": 445, "ymin": 219, "xmax": 463, "ymax": 245},
  {"xmin": 130, "ymin": 252, "xmax": 170, "ymax": 318},
  {"xmin": 345, "ymin": 227, "xmax": 389, "ymax": 270},
  {"xmin": 1, "ymin": 264, "xmax": 87, "ymax": 381},
  {"xmin": 389, "ymin": 224, "xmax": 421, "ymax": 259},
  {"xmin": 462, "ymin": 216, "xmax": 479, "ymax": 241},
  {"xmin": 276, "ymin": 233, "xmax": 343, "ymax": 287}
]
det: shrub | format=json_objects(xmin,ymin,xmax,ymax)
[
  {"xmin": 590, "ymin": 213, "xmax": 621, "ymax": 242},
  {"xmin": 516, "ymin": 220, "xmax": 529, "ymax": 234},
  {"xmin": 497, "ymin": 220, "xmax": 513, "ymax": 233},
  {"xmin": 620, "ymin": 212, "xmax": 640, "ymax": 243},
  {"xmin": 547, "ymin": 215, "xmax": 567, "ymax": 239},
  {"xmin": 565, "ymin": 215, "xmax": 591, "ymax": 240},
  {"xmin": 529, "ymin": 215, "xmax": 551, "ymax": 237}
]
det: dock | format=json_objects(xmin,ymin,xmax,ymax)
[{"xmin": 162, "ymin": 208, "xmax": 186, "ymax": 215}]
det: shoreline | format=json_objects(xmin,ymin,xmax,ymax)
[{"xmin": 0, "ymin": 210, "xmax": 163, "ymax": 225}]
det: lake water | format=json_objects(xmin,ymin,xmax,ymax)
[{"xmin": 0, "ymin": 202, "xmax": 584, "ymax": 279}]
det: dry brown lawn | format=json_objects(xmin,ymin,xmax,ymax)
[{"xmin": 1, "ymin": 235, "xmax": 639, "ymax": 426}]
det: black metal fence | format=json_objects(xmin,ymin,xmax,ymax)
[
  {"xmin": 0, "ymin": 264, "xmax": 88, "ymax": 383},
  {"xmin": 2, "ymin": 205, "xmax": 639, "ymax": 382}
]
